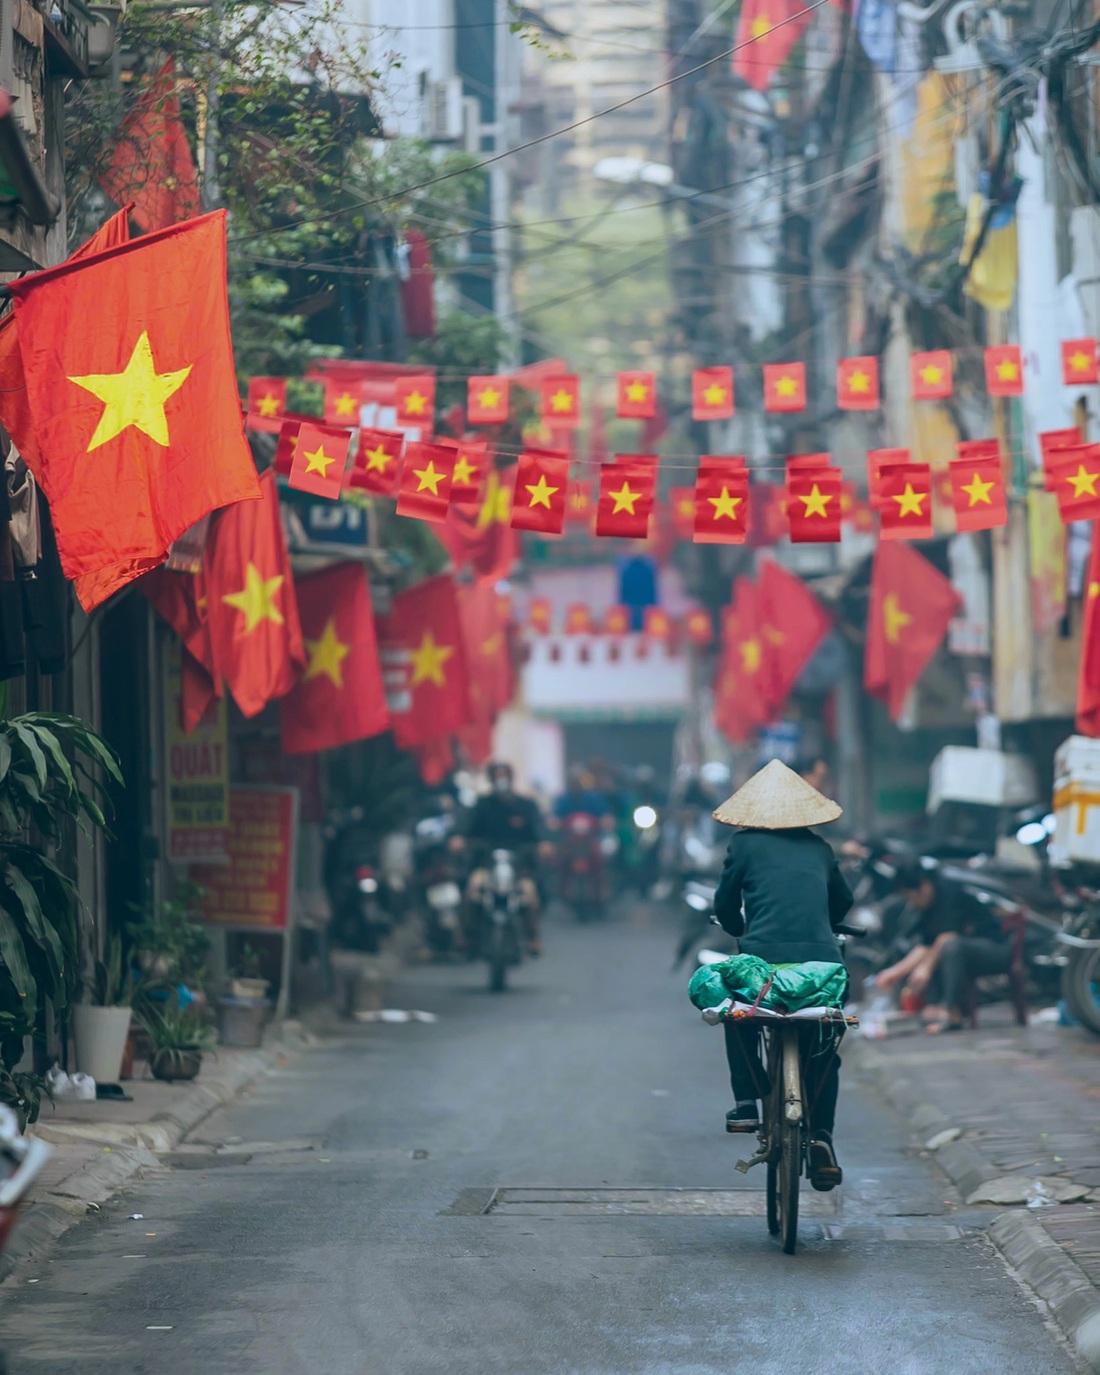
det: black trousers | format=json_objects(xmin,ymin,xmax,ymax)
[
  {"xmin": 940, "ymin": 935, "xmax": 1011, "ymax": 1011},
  {"xmin": 723, "ymin": 1021, "xmax": 843, "ymax": 1137}
]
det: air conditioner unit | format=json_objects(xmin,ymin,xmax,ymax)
[{"xmin": 421, "ymin": 78, "xmax": 465, "ymax": 142}]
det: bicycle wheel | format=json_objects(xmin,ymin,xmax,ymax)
[
  {"xmin": 766, "ymin": 1160, "xmax": 780, "ymax": 1235},
  {"xmin": 1063, "ymin": 947, "xmax": 1100, "ymax": 1035},
  {"xmin": 778, "ymin": 1120, "xmax": 801, "ymax": 1254}
]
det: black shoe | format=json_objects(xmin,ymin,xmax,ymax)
[
  {"xmin": 808, "ymin": 1133, "xmax": 843, "ymax": 1191},
  {"xmin": 725, "ymin": 1104, "xmax": 760, "ymax": 1134}
]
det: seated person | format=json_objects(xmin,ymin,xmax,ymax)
[
  {"xmin": 712, "ymin": 760, "xmax": 852, "ymax": 1191},
  {"xmin": 877, "ymin": 861, "xmax": 1010, "ymax": 1033}
]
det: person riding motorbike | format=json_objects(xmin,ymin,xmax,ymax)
[
  {"xmin": 711, "ymin": 760, "xmax": 852, "ymax": 1191},
  {"xmin": 452, "ymin": 762, "xmax": 547, "ymax": 956},
  {"xmin": 553, "ymin": 764, "xmax": 612, "ymax": 822}
]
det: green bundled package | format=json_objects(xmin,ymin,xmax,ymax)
[{"xmin": 688, "ymin": 953, "xmax": 848, "ymax": 1012}]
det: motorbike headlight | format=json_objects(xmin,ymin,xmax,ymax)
[
  {"xmin": 633, "ymin": 805, "xmax": 658, "ymax": 830},
  {"xmin": 358, "ymin": 877, "xmax": 379, "ymax": 894}
]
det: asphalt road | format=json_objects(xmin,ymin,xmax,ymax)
[{"xmin": 0, "ymin": 901, "xmax": 1083, "ymax": 1374}]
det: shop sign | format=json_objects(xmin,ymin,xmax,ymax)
[
  {"xmin": 193, "ymin": 787, "xmax": 298, "ymax": 930},
  {"xmin": 164, "ymin": 642, "xmax": 229, "ymax": 863}
]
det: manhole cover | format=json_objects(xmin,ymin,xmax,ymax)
[{"xmin": 445, "ymin": 1187, "xmax": 838, "ymax": 1217}]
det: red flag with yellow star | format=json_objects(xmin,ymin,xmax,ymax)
[
  {"xmin": 246, "ymin": 377, "xmax": 287, "ymax": 434},
  {"xmin": 910, "ymin": 350, "xmax": 953, "ymax": 400},
  {"xmin": 457, "ymin": 583, "xmax": 515, "ymax": 764},
  {"xmin": 396, "ymin": 441, "xmax": 456, "ymax": 522},
  {"xmin": 566, "ymin": 480, "xmax": 593, "ymax": 526},
  {"xmin": 604, "ymin": 605, "xmax": 630, "ymax": 635},
  {"xmin": 596, "ymin": 457, "xmax": 658, "ymax": 538},
  {"xmin": 541, "ymin": 374, "xmax": 580, "ymax": 428},
  {"xmin": 379, "ymin": 574, "xmax": 471, "ymax": 749},
  {"xmin": 763, "ymin": 362, "xmax": 806, "ymax": 413},
  {"xmin": 527, "ymin": 597, "xmax": 552, "ymax": 634},
  {"xmin": 141, "ymin": 565, "xmax": 222, "ymax": 734},
  {"xmin": 984, "ymin": 344, "xmax": 1024, "ymax": 397},
  {"xmin": 564, "ymin": 603, "xmax": 594, "ymax": 634},
  {"xmin": 323, "ymin": 378, "xmax": 363, "ymax": 427},
  {"xmin": 511, "ymin": 449, "xmax": 570, "ymax": 534},
  {"xmin": 205, "ymin": 469, "xmax": 305, "ymax": 718},
  {"xmin": 837, "ymin": 356, "xmax": 879, "ymax": 411},
  {"xmin": 1077, "ymin": 532, "xmax": 1100, "ymax": 734},
  {"xmin": 280, "ymin": 562, "xmax": 388, "ymax": 754},
  {"xmin": 451, "ymin": 437, "xmax": 489, "ymax": 506},
  {"xmin": 395, "ymin": 374, "xmax": 435, "ymax": 427},
  {"xmin": 733, "ymin": 0, "xmax": 813, "ymax": 91},
  {"xmin": 692, "ymin": 367, "xmax": 735, "ymax": 421},
  {"xmin": 684, "ymin": 609, "xmax": 713, "ymax": 645},
  {"xmin": 714, "ymin": 577, "xmax": 770, "ymax": 742},
  {"xmin": 348, "ymin": 428, "xmax": 403, "ymax": 495},
  {"xmin": 949, "ymin": 454, "xmax": 1007, "ymax": 532},
  {"xmin": 878, "ymin": 462, "xmax": 934, "ymax": 539},
  {"xmin": 1039, "ymin": 427, "xmax": 1083, "ymax": 492},
  {"xmin": 787, "ymin": 467, "xmax": 842, "ymax": 542},
  {"xmin": 644, "ymin": 607, "xmax": 672, "ymax": 641},
  {"xmin": 1063, "ymin": 338, "xmax": 1099, "ymax": 386},
  {"xmin": 758, "ymin": 558, "xmax": 831, "ymax": 715},
  {"xmin": 467, "ymin": 376, "xmax": 510, "ymax": 426},
  {"xmin": 616, "ymin": 371, "xmax": 656, "ymax": 420},
  {"xmin": 669, "ymin": 487, "xmax": 697, "ymax": 539},
  {"xmin": 1050, "ymin": 445, "xmax": 1100, "ymax": 522},
  {"xmin": 694, "ymin": 457, "xmax": 749, "ymax": 544},
  {"xmin": 288, "ymin": 422, "xmax": 352, "ymax": 500},
  {"xmin": 868, "ymin": 447, "xmax": 910, "ymax": 510},
  {"xmin": 7, "ymin": 209, "xmax": 260, "ymax": 606},
  {"xmin": 865, "ymin": 541, "xmax": 960, "ymax": 720},
  {"xmin": 437, "ymin": 466, "xmax": 517, "ymax": 581}
]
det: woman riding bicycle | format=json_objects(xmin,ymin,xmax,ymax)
[{"xmin": 712, "ymin": 759, "xmax": 852, "ymax": 1192}]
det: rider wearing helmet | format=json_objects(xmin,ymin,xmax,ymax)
[{"xmin": 457, "ymin": 762, "xmax": 546, "ymax": 955}]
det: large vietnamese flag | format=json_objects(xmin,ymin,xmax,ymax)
[
  {"xmin": 734, "ymin": 0, "xmax": 813, "ymax": 90},
  {"xmin": 1077, "ymin": 533, "xmax": 1100, "ymax": 735},
  {"xmin": 378, "ymin": 574, "xmax": 471, "ymax": 749},
  {"xmin": 714, "ymin": 577, "xmax": 770, "ymax": 743},
  {"xmin": 8, "ymin": 210, "xmax": 260, "ymax": 608},
  {"xmin": 280, "ymin": 562, "xmax": 389, "ymax": 754},
  {"xmin": 864, "ymin": 542, "xmax": 961, "ymax": 720},
  {"xmin": 205, "ymin": 469, "xmax": 305, "ymax": 718},
  {"xmin": 758, "ymin": 559, "xmax": 831, "ymax": 717}
]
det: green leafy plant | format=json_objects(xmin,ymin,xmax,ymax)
[
  {"xmin": 128, "ymin": 885, "xmax": 211, "ymax": 991},
  {"xmin": 0, "ymin": 714, "xmax": 121, "ymax": 1076},
  {"xmin": 0, "ymin": 1067, "xmax": 52, "ymax": 1132},
  {"xmin": 233, "ymin": 943, "xmax": 265, "ymax": 982},
  {"xmin": 87, "ymin": 933, "xmax": 139, "ymax": 1008},
  {"xmin": 138, "ymin": 1004, "xmax": 215, "ymax": 1053}
]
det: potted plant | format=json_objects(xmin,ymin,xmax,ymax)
[
  {"xmin": 128, "ymin": 885, "xmax": 210, "ymax": 992},
  {"xmin": 72, "ymin": 933, "xmax": 138, "ymax": 1088},
  {"xmin": 139, "ymin": 1005, "xmax": 214, "ymax": 1082}
]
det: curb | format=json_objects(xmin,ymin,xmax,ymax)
[
  {"xmin": 0, "ymin": 1023, "xmax": 308, "ymax": 1285},
  {"xmin": 852, "ymin": 1038, "xmax": 1100, "ymax": 1371}
]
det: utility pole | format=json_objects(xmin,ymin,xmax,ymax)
[{"xmin": 201, "ymin": 0, "xmax": 222, "ymax": 210}]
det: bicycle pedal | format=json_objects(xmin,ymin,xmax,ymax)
[{"xmin": 725, "ymin": 1122, "xmax": 759, "ymax": 1134}]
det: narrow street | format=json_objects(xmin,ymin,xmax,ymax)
[{"xmin": 1, "ymin": 906, "xmax": 1080, "ymax": 1375}]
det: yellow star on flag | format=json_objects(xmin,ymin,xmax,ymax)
[
  {"xmin": 364, "ymin": 445, "xmax": 393, "ymax": 474},
  {"xmin": 483, "ymin": 631, "xmax": 503, "ymax": 656},
  {"xmin": 1071, "ymin": 350, "xmax": 1093, "ymax": 375},
  {"xmin": 69, "ymin": 330, "xmax": 192, "ymax": 452},
  {"xmin": 222, "ymin": 563, "xmax": 285, "ymax": 634},
  {"xmin": 708, "ymin": 486, "xmax": 742, "ymax": 520},
  {"xmin": 624, "ymin": 380, "xmax": 649, "ymax": 404},
  {"xmin": 883, "ymin": 592, "xmax": 912, "ymax": 644},
  {"xmin": 404, "ymin": 390, "xmax": 428, "ymax": 416},
  {"xmin": 609, "ymin": 482, "xmax": 640, "ymax": 514},
  {"xmin": 478, "ymin": 472, "xmax": 511, "ymax": 529},
  {"xmin": 751, "ymin": 14, "xmax": 773, "ymax": 37},
  {"xmin": 304, "ymin": 443, "xmax": 337, "ymax": 477},
  {"xmin": 961, "ymin": 472, "xmax": 994, "ymax": 507},
  {"xmin": 892, "ymin": 482, "xmax": 926, "ymax": 517},
  {"xmin": 847, "ymin": 370, "xmax": 871, "ymax": 394},
  {"xmin": 995, "ymin": 358, "xmax": 1019, "ymax": 382},
  {"xmin": 1067, "ymin": 464, "xmax": 1099, "ymax": 500},
  {"xmin": 774, "ymin": 374, "xmax": 798, "ymax": 398},
  {"xmin": 702, "ymin": 383, "xmax": 728, "ymax": 407},
  {"xmin": 453, "ymin": 456, "xmax": 478, "ymax": 487},
  {"xmin": 410, "ymin": 631, "xmax": 454, "ymax": 687},
  {"xmin": 414, "ymin": 459, "xmax": 446, "ymax": 495},
  {"xmin": 304, "ymin": 618, "xmax": 351, "ymax": 687},
  {"xmin": 799, "ymin": 484, "xmax": 832, "ymax": 518},
  {"xmin": 477, "ymin": 386, "xmax": 502, "ymax": 410},
  {"xmin": 919, "ymin": 364, "xmax": 943, "ymax": 386},
  {"xmin": 257, "ymin": 392, "xmax": 281, "ymax": 418},
  {"xmin": 740, "ymin": 638, "xmax": 762, "ymax": 673},
  {"xmin": 526, "ymin": 475, "xmax": 559, "ymax": 509},
  {"xmin": 550, "ymin": 389, "xmax": 575, "ymax": 413},
  {"xmin": 334, "ymin": 392, "xmax": 358, "ymax": 418}
]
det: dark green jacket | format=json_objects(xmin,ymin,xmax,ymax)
[{"xmin": 713, "ymin": 827, "xmax": 853, "ymax": 965}]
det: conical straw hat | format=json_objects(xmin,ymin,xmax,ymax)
[{"xmin": 712, "ymin": 758, "xmax": 842, "ymax": 829}]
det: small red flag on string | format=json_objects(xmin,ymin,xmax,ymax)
[
  {"xmin": 787, "ymin": 467, "xmax": 842, "ymax": 542},
  {"xmin": 984, "ymin": 345, "xmax": 1024, "ymax": 397},
  {"xmin": 694, "ymin": 457, "xmax": 748, "ymax": 544},
  {"xmin": 468, "ymin": 375, "xmax": 510, "ymax": 425},
  {"xmin": 692, "ymin": 367, "xmax": 734, "ymax": 420},
  {"xmin": 604, "ymin": 605, "xmax": 631, "ymax": 635},
  {"xmin": 837, "ymin": 356, "xmax": 879, "ymax": 410},
  {"xmin": 878, "ymin": 462, "xmax": 934, "ymax": 539},
  {"xmin": 323, "ymin": 377, "xmax": 363, "ymax": 426},
  {"xmin": 541, "ymin": 374, "xmax": 580, "ymax": 427},
  {"xmin": 395, "ymin": 374, "xmax": 435, "ymax": 426},
  {"xmin": 511, "ymin": 449, "xmax": 570, "ymax": 534},
  {"xmin": 949, "ymin": 454, "xmax": 1007, "ymax": 532},
  {"xmin": 596, "ymin": 457, "xmax": 658, "ymax": 538},
  {"xmin": 868, "ymin": 447, "xmax": 910, "ymax": 510},
  {"xmin": 566, "ymin": 480, "xmax": 592, "ymax": 525},
  {"xmin": 564, "ymin": 603, "xmax": 594, "ymax": 634},
  {"xmin": 1050, "ymin": 445, "xmax": 1100, "ymax": 523},
  {"xmin": 644, "ymin": 607, "xmax": 672, "ymax": 641},
  {"xmin": 288, "ymin": 422, "xmax": 352, "ymax": 499},
  {"xmin": 1062, "ymin": 338, "xmax": 1099, "ymax": 386},
  {"xmin": 669, "ymin": 487, "xmax": 698, "ymax": 540},
  {"xmin": 272, "ymin": 415, "xmax": 306, "ymax": 475},
  {"xmin": 910, "ymin": 351, "xmax": 953, "ymax": 400},
  {"xmin": 451, "ymin": 437, "xmax": 489, "ymax": 506},
  {"xmin": 1039, "ymin": 427, "xmax": 1083, "ymax": 492},
  {"xmin": 348, "ymin": 428, "xmax": 404, "ymax": 495},
  {"xmin": 396, "ymin": 441, "xmax": 456, "ymax": 522},
  {"xmin": 684, "ymin": 609, "xmax": 713, "ymax": 645},
  {"xmin": 764, "ymin": 362, "xmax": 806, "ymax": 413},
  {"xmin": 247, "ymin": 377, "xmax": 286, "ymax": 432},
  {"xmin": 616, "ymin": 371, "xmax": 656, "ymax": 419},
  {"xmin": 527, "ymin": 597, "xmax": 552, "ymax": 634}
]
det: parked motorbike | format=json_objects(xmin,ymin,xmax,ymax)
[
  {"xmin": 412, "ymin": 807, "xmax": 465, "ymax": 957},
  {"xmin": 470, "ymin": 847, "xmax": 528, "ymax": 992},
  {"xmin": 557, "ymin": 812, "xmax": 614, "ymax": 922}
]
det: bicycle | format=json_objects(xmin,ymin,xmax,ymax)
[{"xmin": 703, "ymin": 994, "xmax": 858, "ymax": 1254}]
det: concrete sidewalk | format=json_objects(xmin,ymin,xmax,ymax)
[
  {"xmin": 2, "ymin": 1022, "xmax": 312, "ymax": 1285},
  {"xmin": 853, "ymin": 1009, "xmax": 1100, "ymax": 1369}
]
